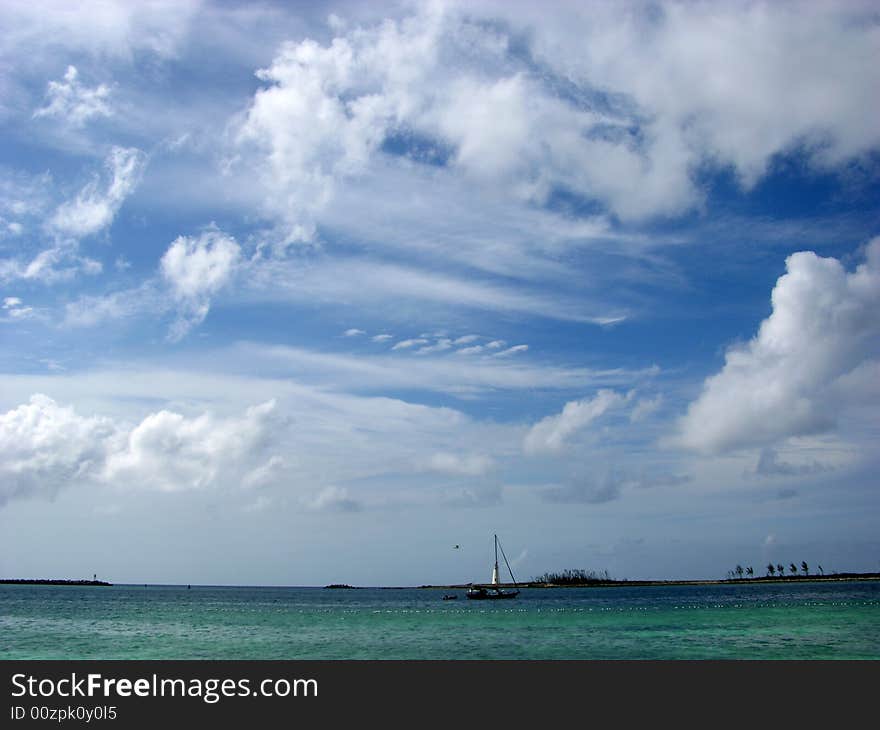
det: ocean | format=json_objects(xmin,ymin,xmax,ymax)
[{"xmin": 2, "ymin": 581, "xmax": 879, "ymax": 660}]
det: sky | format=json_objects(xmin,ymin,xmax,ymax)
[{"xmin": 1, "ymin": 0, "xmax": 878, "ymax": 586}]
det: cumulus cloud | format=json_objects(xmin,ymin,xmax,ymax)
[
  {"xmin": 103, "ymin": 400, "xmax": 277, "ymax": 492},
  {"xmin": 0, "ymin": 394, "xmax": 279, "ymax": 505},
  {"xmin": 372, "ymin": 333, "xmax": 392, "ymax": 342},
  {"xmin": 160, "ymin": 228, "xmax": 241, "ymax": 340},
  {"xmin": 231, "ymin": 1, "xmax": 880, "ymax": 242},
  {"xmin": 50, "ymin": 146, "xmax": 145, "ymax": 238},
  {"xmin": 677, "ymin": 240, "xmax": 880, "ymax": 454},
  {"xmin": 524, "ymin": 389, "xmax": 627, "ymax": 454},
  {"xmin": 33, "ymin": 66, "xmax": 112, "ymax": 127},
  {"xmin": 343, "ymin": 328, "xmax": 366, "ymax": 337},
  {"xmin": 0, "ymin": 394, "xmax": 116, "ymax": 505}
]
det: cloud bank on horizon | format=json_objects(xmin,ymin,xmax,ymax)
[{"xmin": 0, "ymin": 0, "xmax": 878, "ymax": 584}]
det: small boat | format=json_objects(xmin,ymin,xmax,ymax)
[
  {"xmin": 466, "ymin": 534, "xmax": 520, "ymax": 600},
  {"xmin": 442, "ymin": 594, "xmax": 458, "ymax": 600}
]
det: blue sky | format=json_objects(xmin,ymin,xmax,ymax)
[{"xmin": 1, "ymin": 0, "xmax": 878, "ymax": 585}]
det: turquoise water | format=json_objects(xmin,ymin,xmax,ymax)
[{"xmin": 2, "ymin": 581, "xmax": 879, "ymax": 659}]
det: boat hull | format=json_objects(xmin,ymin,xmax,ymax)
[{"xmin": 465, "ymin": 588, "xmax": 520, "ymax": 600}]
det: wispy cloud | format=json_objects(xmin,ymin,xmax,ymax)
[
  {"xmin": 49, "ymin": 146, "xmax": 145, "ymax": 238},
  {"xmin": 33, "ymin": 66, "xmax": 113, "ymax": 127}
]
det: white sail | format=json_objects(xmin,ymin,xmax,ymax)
[{"xmin": 491, "ymin": 563, "xmax": 499, "ymax": 585}]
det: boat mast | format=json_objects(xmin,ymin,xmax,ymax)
[
  {"xmin": 497, "ymin": 537, "xmax": 518, "ymax": 587},
  {"xmin": 491, "ymin": 534, "xmax": 500, "ymax": 585}
]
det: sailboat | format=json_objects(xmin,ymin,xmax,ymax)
[{"xmin": 466, "ymin": 534, "xmax": 520, "ymax": 600}]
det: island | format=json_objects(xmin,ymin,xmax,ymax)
[{"xmin": 419, "ymin": 570, "xmax": 880, "ymax": 590}]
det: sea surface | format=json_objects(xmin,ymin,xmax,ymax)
[{"xmin": 2, "ymin": 581, "xmax": 879, "ymax": 659}]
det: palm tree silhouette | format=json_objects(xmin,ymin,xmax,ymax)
[
  {"xmin": 777, "ymin": 563, "xmax": 785, "ymax": 576},
  {"xmin": 790, "ymin": 562, "xmax": 798, "ymax": 576},
  {"xmin": 767, "ymin": 563, "xmax": 776, "ymax": 577},
  {"xmin": 801, "ymin": 561, "xmax": 809, "ymax": 576}
]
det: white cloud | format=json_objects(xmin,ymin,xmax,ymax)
[
  {"xmin": 518, "ymin": 1, "xmax": 880, "ymax": 203},
  {"xmin": 454, "ymin": 335, "xmax": 479, "ymax": 345},
  {"xmin": 0, "ymin": 0, "xmax": 199, "ymax": 61},
  {"xmin": 33, "ymin": 66, "xmax": 112, "ymax": 127},
  {"xmin": 455, "ymin": 345, "xmax": 483, "ymax": 356},
  {"xmin": 160, "ymin": 228, "xmax": 241, "ymax": 340},
  {"xmin": 524, "ymin": 389, "xmax": 627, "ymax": 454},
  {"xmin": 230, "ymin": 1, "xmax": 880, "ymax": 241},
  {"xmin": 372, "ymin": 333, "xmax": 392, "ymax": 342},
  {"xmin": 677, "ymin": 240, "xmax": 880, "ymax": 454},
  {"xmin": 49, "ymin": 146, "xmax": 145, "ymax": 238},
  {"xmin": 492, "ymin": 344, "xmax": 528, "ymax": 358},
  {"xmin": 304, "ymin": 485, "xmax": 362, "ymax": 512},
  {"xmin": 1, "ymin": 296, "xmax": 33, "ymax": 320},
  {"xmin": 64, "ymin": 282, "xmax": 165, "ymax": 328},
  {"xmin": 343, "ymin": 328, "xmax": 366, "ymax": 337},
  {"xmin": 630, "ymin": 395, "xmax": 663, "ymax": 423},
  {"xmin": 417, "ymin": 338, "xmax": 453, "ymax": 354},
  {"xmin": 1, "ymin": 246, "xmax": 103, "ymax": 285},
  {"xmin": 242, "ymin": 455, "xmax": 285, "ymax": 490},
  {"xmin": 0, "ymin": 394, "xmax": 279, "ymax": 504},
  {"xmin": 104, "ymin": 400, "xmax": 277, "ymax": 492},
  {"xmin": 0, "ymin": 394, "xmax": 115, "ymax": 505},
  {"xmin": 426, "ymin": 452, "xmax": 495, "ymax": 477},
  {"xmin": 391, "ymin": 338, "xmax": 428, "ymax": 350},
  {"xmin": 234, "ymin": 341, "xmax": 656, "ymax": 397}
]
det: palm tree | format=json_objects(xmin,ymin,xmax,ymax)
[
  {"xmin": 818, "ymin": 565, "xmax": 824, "ymax": 576},
  {"xmin": 735, "ymin": 564, "xmax": 744, "ymax": 579},
  {"xmin": 767, "ymin": 563, "xmax": 776, "ymax": 577},
  {"xmin": 801, "ymin": 561, "xmax": 809, "ymax": 576},
  {"xmin": 790, "ymin": 562, "xmax": 798, "ymax": 576},
  {"xmin": 777, "ymin": 563, "xmax": 785, "ymax": 576},
  {"xmin": 746, "ymin": 566, "xmax": 754, "ymax": 578}
]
